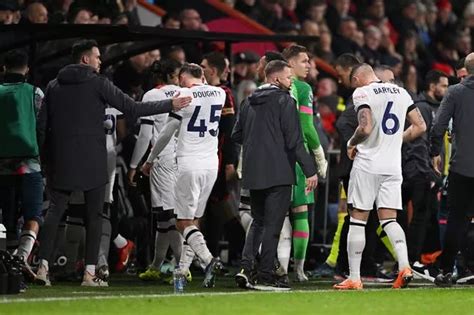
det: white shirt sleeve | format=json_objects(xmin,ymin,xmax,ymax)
[
  {"xmin": 146, "ymin": 117, "xmax": 181, "ymax": 163},
  {"xmin": 130, "ymin": 123, "xmax": 153, "ymax": 168},
  {"xmin": 352, "ymin": 87, "xmax": 371, "ymax": 111}
]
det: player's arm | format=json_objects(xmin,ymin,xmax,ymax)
[
  {"xmin": 127, "ymin": 117, "xmax": 153, "ymax": 185},
  {"xmin": 281, "ymin": 95, "xmax": 318, "ymax": 190},
  {"xmin": 299, "ymin": 87, "xmax": 327, "ymax": 178},
  {"xmin": 430, "ymin": 87, "xmax": 455, "ymax": 175},
  {"xmin": 403, "ymin": 105, "xmax": 427, "ymax": 143},
  {"xmin": 347, "ymin": 106, "xmax": 373, "ymax": 160},
  {"xmin": 141, "ymin": 115, "xmax": 181, "ymax": 176}
]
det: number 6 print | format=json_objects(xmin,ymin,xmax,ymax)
[{"xmin": 382, "ymin": 101, "xmax": 400, "ymax": 135}]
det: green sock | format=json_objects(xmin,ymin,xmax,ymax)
[
  {"xmin": 292, "ymin": 211, "xmax": 310, "ymax": 260},
  {"xmin": 326, "ymin": 212, "xmax": 347, "ymax": 267},
  {"xmin": 377, "ymin": 225, "xmax": 397, "ymax": 259}
]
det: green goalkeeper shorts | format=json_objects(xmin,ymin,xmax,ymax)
[{"xmin": 292, "ymin": 163, "xmax": 315, "ymax": 207}]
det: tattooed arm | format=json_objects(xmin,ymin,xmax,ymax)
[
  {"xmin": 347, "ymin": 106, "xmax": 373, "ymax": 160},
  {"xmin": 349, "ymin": 106, "xmax": 374, "ymax": 146},
  {"xmin": 403, "ymin": 106, "xmax": 427, "ymax": 143}
]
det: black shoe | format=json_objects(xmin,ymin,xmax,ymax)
[
  {"xmin": 254, "ymin": 277, "xmax": 291, "ymax": 291},
  {"xmin": 434, "ymin": 272, "xmax": 453, "ymax": 287},
  {"xmin": 202, "ymin": 258, "xmax": 223, "ymax": 288},
  {"xmin": 13, "ymin": 256, "xmax": 36, "ymax": 283},
  {"xmin": 412, "ymin": 262, "xmax": 439, "ymax": 282},
  {"xmin": 235, "ymin": 268, "xmax": 255, "ymax": 289},
  {"xmin": 310, "ymin": 263, "xmax": 335, "ymax": 279}
]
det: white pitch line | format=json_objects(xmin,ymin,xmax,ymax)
[{"xmin": 1, "ymin": 286, "xmax": 471, "ymax": 304}]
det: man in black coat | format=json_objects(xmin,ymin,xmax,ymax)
[
  {"xmin": 232, "ymin": 60, "xmax": 317, "ymax": 290},
  {"xmin": 35, "ymin": 39, "xmax": 192, "ymax": 287}
]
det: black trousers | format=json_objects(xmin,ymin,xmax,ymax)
[
  {"xmin": 440, "ymin": 172, "xmax": 474, "ymax": 272},
  {"xmin": 241, "ymin": 185, "xmax": 291, "ymax": 280},
  {"xmin": 39, "ymin": 185, "xmax": 105, "ymax": 266},
  {"xmin": 402, "ymin": 176, "xmax": 433, "ymax": 263}
]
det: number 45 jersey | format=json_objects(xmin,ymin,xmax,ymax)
[
  {"xmin": 171, "ymin": 84, "xmax": 226, "ymax": 171},
  {"xmin": 352, "ymin": 81, "xmax": 414, "ymax": 176}
]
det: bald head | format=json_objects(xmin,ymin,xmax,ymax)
[
  {"xmin": 465, "ymin": 53, "xmax": 474, "ymax": 75},
  {"xmin": 349, "ymin": 63, "xmax": 378, "ymax": 88},
  {"xmin": 27, "ymin": 3, "xmax": 48, "ymax": 24}
]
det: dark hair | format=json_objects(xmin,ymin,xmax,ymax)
[
  {"xmin": 179, "ymin": 63, "xmax": 203, "ymax": 79},
  {"xmin": 334, "ymin": 53, "xmax": 361, "ymax": 69},
  {"xmin": 162, "ymin": 12, "xmax": 180, "ymax": 25},
  {"xmin": 67, "ymin": 7, "xmax": 91, "ymax": 24},
  {"xmin": 151, "ymin": 58, "xmax": 182, "ymax": 85},
  {"xmin": 264, "ymin": 51, "xmax": 286, "ymax": 63},
  {"xmin": 167, "ymin": 45, "xmax": 184, "ymax": 55},
  {"xmin": 4, "ymin": 49, "xmax": 28, "ymax": 71},
  {"xmin": 203, "ymin": 51, "xmax": 226, "ymax": 76},
  {"xmin": 374, "ymin": 64, "xmax": 392, "ymax": 73},
  {"xmin": 455, "ymin": 57, "xmax": 466, "ymax": 71},
  {"xmin": 265, "ymin": 60, "xmax": 290, "ymax": 77},
  {"xmin": 424, "ymin": 70, "xmax": 448, "ymax": 91},
  {"xmin": 72, "ymin": 39, "xmax": 98, "ymax": 63},
  {"xmin": 282, "ymin": 45, "xmax": 308, "ymax": 60}
]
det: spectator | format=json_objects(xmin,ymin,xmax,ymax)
[
  {"xmin": 314, "ymin": 24, "xmax": 334, "ymax": 63},
  {"xmin": 123, "ymin": 0, "xmax": 140, "ymax": 26},
  {"xmin": 235, "ymin": 0, "xmax": 257, "ymax": 15},
  {"xmin": 166, "ymin": 45, "xmax": 186, "ymax": 64},
  {"xmin": 435, "ymin": 0, "xmax": 457, "ymax": 35},
  {"xmin": 317, "ymin": 77, "xmax": 338, "ymax": 98},
  {"xmin": 304, "ymin": 0, "xmax": 327, "ymax": 25},
  {"xmin": 332, "ymin": 16, "xmax": 363, "ymax": 59},
  {"xmin": 35, "ymin": 39, "xmax": 192, "ymax": 287},
  {"xmin": 0, "ymin": 50, "xmax": 43, "ymax": 277},
  {"xmin": 325, "ymin": 0, "xmax": 350, "ymax": 34},
  {"xmin": 0, "ymin": 4, "xmax": 15, "ymax": 25},
  {"xmin": 179, "ymin": 8, "xmax": 209, "ymax": 63},
  {"xmin": 250, "ymin": 0, "xmax": 288, "ymax": 31},
  {"xmin": 373, "ymin": 64, "xmax": 395, "ymax": 83},
  {"xmin": 456, "ymin": 31, "xmax": 471, "ymax": 58},
  {"xmin": 300, "ymin": 20, "xmax": 320, "ymax": 54},
  {"xmin": 414, "ymin": 2, "xmax": 431, "ymax": 47},
  {"xmin": 49, "ymin": 0, "xmax": 74, "ymax": 24},
  {"xmin": 68, "ymin": 7, "xmax": 93, "ymax": 24},
  {"xmin": 161, "ymin": 13, "xmax": 180, "ymax": 29},
  {"xmin": 114, "ymin": 52, "xmax": 151, "ymax": 99},
  {"xmin": 455, "ymin": 57, "xmax": 468, "ymax": 81},
  {"xmin": 281, "ymin": 0, "xmax": 299, "ymax": 29},
  {"xmin": 391, "ymin": 0, "xmax": 418, "ymax": 37},
  {"xmin": 401, "ymin": 63, "xmax": 418, "ymax": 99},
  {"xmin": 361, "ymin": 0, "xmax": 399, "ymax": 47},
  {"xmin": 361, "ymin": 25, "xmax": 383, "ymax": 66},
  {"xmin": 25, "ymin": 2, "xmax": 48, "ymax": 24}
]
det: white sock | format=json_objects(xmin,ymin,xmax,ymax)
[
  {"xmin": 277, "ymin": 216, "xmax": 292, "ymax": 274},
  {"xmin": 380, "ymin": 219, "xmax": 409, "ymax": 270},
  {"xmin": 151, "ymin": 230, "xmax": 170, "ymax": 269},
  {"xmin": 168, "ymin": 228, "xmax": 183, "ymax": 263},
  {"xmin": 179, "ymin": 241, "xmax": 195, "ymax": 273},
  {"xmin": 348, "ymin": 217, "xmax": 366, "ymax": 281},
  {"xmin": 113, "ymin": 234, "xmax": 128, "ymax": 249},
  {"xmin": 40, "ymin": 259, "xmax": 49, "ymax": 271},
  {"xmin": 183, "ymin": 225, "xmax": 213, "ymax": 267},
  {"xmin": 86, "ymin": 264, "xmax": 96, "ymax": 276},
  {"xmin": 17, "ymin": 230, "xmax": 37, "ymax": 261},
  {"xmin": 239, "ymin": 210, "xmax": 253, "ymax": 236}
]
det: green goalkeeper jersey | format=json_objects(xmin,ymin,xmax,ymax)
[{"xmin": 290, "ymin": 77, "xmax": 321, "ymax": 151}]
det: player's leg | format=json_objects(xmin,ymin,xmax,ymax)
[
  {"xmin": 82, "ymin": 185, "xmax": 107, "ymax": 287},
  {"xmin": 15, "ymin": 172, "xmax": 43, "ymax": 280},
  {"xmin": 334, "ymin": 169, "xmax": 376, "ymax": 290},
  {"xmin": 36, "ymin": 188, "xmax": 71, "ymax": 286},
  {"xmin": 290, "ymin": 164, "xmax": 314, "ymax": 281},
  {"xmin": 377, "ymin": 174, "xmax": 412, "ymax": 289},
  {"xmin": 312, "ymin": 183, "xmax": 347, "ymax": 278}
]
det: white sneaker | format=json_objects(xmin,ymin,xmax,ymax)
[
  {"xmin": 35, "ymin": 265, "xmax": 51, "ymax": 286},
  {"xmin": 295, "ymin": 269, "xmax": 309, "ymax": 282},
  {"xmin": 81, "ymin": 271, "xmax": 109, "ymax": 287}
]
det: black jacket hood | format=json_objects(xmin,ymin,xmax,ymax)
[
  {"xmin": 249, "ymin": 85, "xmax": 289, "ymax": 106},
  {"xmin": 57, "ymin": 64, "xmax": 97, "ymax": 85},
  {"xmin": 461, "ymin": 75, "xmax": 474, "ymax": 90}
]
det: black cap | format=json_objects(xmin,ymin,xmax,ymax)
[
  {"xmin": 233, "ymin": 51, "xmax": 260, "ymax": 64},
  {"xmin": 0, "ymin": 0, "xmax": 19, "ymax": 11}
]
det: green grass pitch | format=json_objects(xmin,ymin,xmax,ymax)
[{"xmin": 1, "ymin": 275, "xmax": 473, "ymax": 315}]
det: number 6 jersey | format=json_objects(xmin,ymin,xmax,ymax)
[
  {"xmin": 352, "ymin": 81, "xmax": 415, "ymax": 175},
  {"xmin": 170, "ymin": 84, "xmax": 226, "ymax": 170}
]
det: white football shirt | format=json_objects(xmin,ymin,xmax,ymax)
[
  {"xmin": 352, "ymin": 81, "xmax": 414, "ymax": 175},
  {"xmin": 171, "ymin": 84, "xmax": 226, "ymax": 170},
  {"xmin": 141, "ymin": 85, "xmax": 179, "ymax": 157},
  {"xmin": 104, "ymin": 107, "xmax": 123, "ymax": 153}
]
